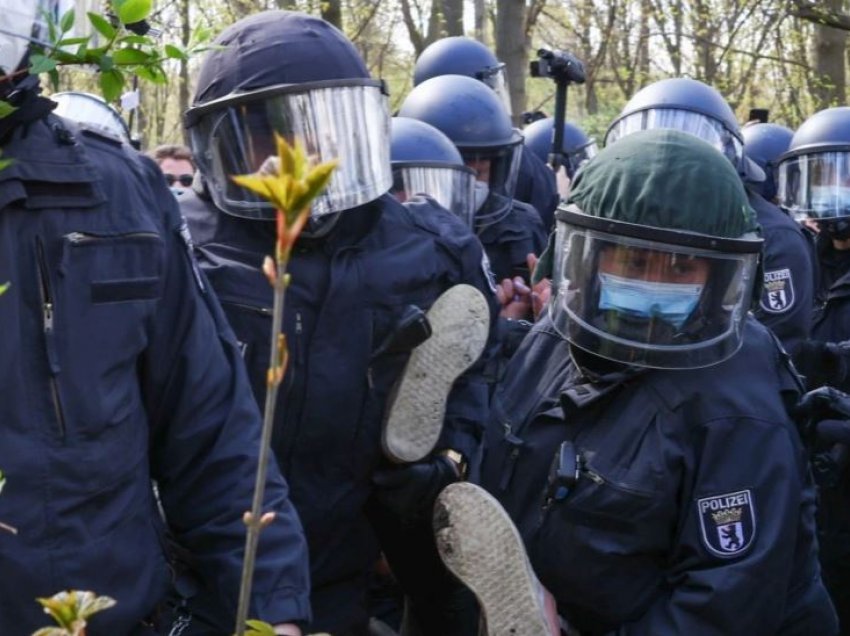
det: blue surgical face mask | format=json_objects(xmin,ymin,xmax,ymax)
[
  {"xmin": 811, "ymin": 185, "xmax": 850, "ymax": 216},
  {"xmin": 598, "ymin": 273, "xmax": 703, "ymax": 329}
]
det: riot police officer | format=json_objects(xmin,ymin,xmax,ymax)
[
  {"xmin": 742, "ymin": 121, "xmax": 794, "ymax": 203},
  {"xmin": 413, "ymin": 36, "xmax": 559, "ymax": 230},
  {"xmin": 606, "ymin": 78, "xmax": 815, "ymax": 354},
  {"xmin": 181, "ymin": 11, "xmax": 499, "ymax": 634},
  {"xmin": 399, "ymin": 74, "xmax": 547, "ymax": 287},
  {"xmin": 389, "ymin": 116, "xmax": 477, "ymax": 227},
  {"xmin": 522, "ymin": 116, "xmax": 597, "ymax": 199},
  {"xmin": 778, "ymin": 107, "xmax": 850, "ymax": 632},
  {"xmin": 436, "ymin": 129, "xmax": 838, "ymax": 635},
  {"xmin": 0, "ymin": 3, "xmax": 309, "ymax": 634}
]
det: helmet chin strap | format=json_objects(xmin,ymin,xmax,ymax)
[{"xmin": 0, "ymin": 74, "xmax": 56, "ymax": 143}]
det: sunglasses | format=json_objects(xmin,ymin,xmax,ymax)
[{"xmin": 165, "ymin": 173, "xmax": 194, "ymax": 187}]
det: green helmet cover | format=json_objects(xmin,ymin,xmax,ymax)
[{"xmin": 566, "ymin": 128, "xmax": 758, "ymax": 239}]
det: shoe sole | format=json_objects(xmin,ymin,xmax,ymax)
[
  {"xmin": 382, "ymin": 284, "xmax": 490, "ymax": 464},
  {"xmin": 433, "ymin": 482, "xmax": 551, "ymax": 636}
]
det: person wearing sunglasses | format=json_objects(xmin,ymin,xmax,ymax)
[{"xmin": 150, "ymin": 144, "xmax": 196, "ymax": 198}]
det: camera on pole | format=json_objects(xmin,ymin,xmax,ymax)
[{"xmin": 529, "ymin": 49, "xmax": 586, "ymax": 177}]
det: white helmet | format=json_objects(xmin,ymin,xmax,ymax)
[
  {"xmin": 51, "ymin": 91, "xmax": 131, "ymax": 143},
  {"xmin": 0, "ymin": 1, "xmax": 75, "ymax": 74}
]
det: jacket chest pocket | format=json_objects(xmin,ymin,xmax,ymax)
[
  {"xmin": 50, "ymin": 230, "xmax": 164, "ymax": 439},
  {"xmin": 529, "ymin": 455, "xmax": 674, "ymax": 625}
]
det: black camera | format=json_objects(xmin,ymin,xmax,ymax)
[{"xmin": 529, "ymin": 49, "xmax": 586, "ymax": 85}]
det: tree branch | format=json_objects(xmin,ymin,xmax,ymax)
[{"xmin": 789, "ymin": 0, "xmax": 850, "ymax": 31}]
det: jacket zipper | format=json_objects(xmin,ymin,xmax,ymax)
[
  {"xmin": 221, "ymin": 299, "xmax": 273, "ymax": 316},
  {"xmin": 65, "ymin": 231, "xmax": 160, "ymax": 245},
  {"xmin": 36, "ymin": 237, "xmax": 66, "ymax": 438}
]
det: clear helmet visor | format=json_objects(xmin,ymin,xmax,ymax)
[
  {"xmin": 462, "ymin": 138, "xmax": 522, "ymax": 202},
  {"xmin": 51, "ymin": 92, "xmax": 130, "ymax": 143},
  {"xmin": 187, "ymin": 81, "xmax": 392, "ymax": 220},
  {"xmin": 607, "ymin": 109, "xmax": 744, "ymax": 167},
  {"xmin": 778, "ymin": 151, "xmax": 850, "ymax": 222},
  {"xmin": 565, "ymin": 139, "xmax": 598, "ymax": 176},
  {"xmin": 392, "ymin": 163, "xmax": 476, "ymax": 227},
  {"xmin": 549, "ymin": 219, "xmax": 760, "ymax": 369},
  {"xmin": 476, "ymin": 63, "xmax": 512, "ymax": 116}
]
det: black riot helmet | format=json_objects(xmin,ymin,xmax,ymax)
[
  {"xmin": 605, "ymin": 78, "xmax": 764, "ymax": 183},
  {"xmin": 390, "ymin": 117, "xmax": 476, "ymax": 227},
  {"xmin": 413, "ymin": 36, "xmax": 511, "ymax": 115},
  {"xmin": 778, "ymin": 107, "xmax": 850, "ymax": 239},
  {"xmin": 741, "ymin": 122, "xmax": 793, "ymax": 201},
  {"xmin": 184, "ymin": 11, "xmax": 392, "ymax": 221}
]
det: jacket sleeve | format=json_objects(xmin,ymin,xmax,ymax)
[
  {"xmin": 754, "ymin": 226, "xmax": 814, "ymax": 355},
  {"xmin": 436, "ymin": 228, "xmax": 502, "ymax": 465},
  {"xmin": 616, "ymin": 417, "xmax": 811, "ymax": 636},
  {"xmin": 141, "ymin": 182, "xmax": 311, "ymax": 626}
]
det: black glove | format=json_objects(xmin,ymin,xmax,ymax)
[
  {"xmin": 793, "ymin": 340, "xmax": 850, "ymax": 390},
  {"xmin": 372, "ymin": 456, "xmax": 460, "ymax": 521},
  {"xmin": 795, "ymin": 386, "xmax": 850, "ymax": 443}
]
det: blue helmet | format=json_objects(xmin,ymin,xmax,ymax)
[
  {"xmin": 777, "ymin": 107, "xmax": 850, "ymax": 234},
  {"xmin": 606, "ymin": 78, "xmax": 764, "ymax": 182},
  {"xmin": 413, "ymin": 37, "xmax": 511, "ymax": 114},
  {"xmin": 390, "ymin": 117, "xmax": 476, "ymax": 227},
  {"xmin": 185, "ymin": 11, "xmax": 391, "ymax": 220},
  {"xmin": 741, "ymin": 122, "xmax": 793, "ymax": 201},
  {"xmin": 523, "ymin": 117, "xmax": 598, "ymax": 177},
  {"xmin": 399, "ymin": 74, "xmax": 522, "ymax": 188}
]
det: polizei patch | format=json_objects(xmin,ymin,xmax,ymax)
[
  {"xmin": 760, "ymin": 268, "xmax": 794, "ymax": 314},
  {"xmin": 697, "ymin": 490, "xmax": 756, "ymax": 558}
]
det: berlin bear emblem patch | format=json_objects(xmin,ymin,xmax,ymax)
[
  {"xmin": 697, "ymin": 490, "xmax": 756, "ymax": 558},
  {"xmin": 760, "ymin": 268, "xmax": 794, "ymax": 314}
]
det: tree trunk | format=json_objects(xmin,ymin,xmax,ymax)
[
  {"xmin": 321, "ymin": 0, "xmax": 342, "ymax": 30},
  {"xmin": 495, "ymin": 0, "xmax": 528, "ymax": 123},
  {"xmin": 638, "ymin": 0, "xmax": 650, "ymax": 88},
  {"xmin": 812, "ymin": 0, "xmax": 848, "ymax": 108},
  {"xmin": 474, "ymin": 0, "xmax": 487, "ymax": 43},
  {"xmin": 442, "ymin": 0, "xmax": 463, "ymax": 36},
  {"xmin": 179, "ymin": 0, "xmax": 192, "ymax": 146}
]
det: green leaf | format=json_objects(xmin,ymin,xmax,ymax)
[
  {"xmin": 0, "ymin": 101, "xmax": 17, "ymax": 118},
  {"xmin": 56, "ymin": 36, "xmax": 90, "ymax": 47},
  {"xmin": 59, "ymin": 8, "xmax": 75, "ymax": 34},
  {"xmin": 48, "ymin": 68, "xmax": 60, "ymax": 91},
  {"xmin": 99, "ymin": 68, "xmax": 125, "ymax": 102},
  {"xmin": 118, "ymin": 34, "xmax": 154, "ymax": 46},
  {"xmin": 135, "ymin": 64, "xmax": 167, "ymax": 84},
  {"xmin": 28, "ymin": 54, "xmax": 58, "ymax": 75},
  {"xmin": 112, "ymin": 48, "xmax": 150, "ymax": 65},
  {"xmin": 99, "ymin": 55, "xmax": 114, "ymax": 72},
  {"xmin": 87, "ymin": 12, "xmax": 117, "ymax": 40},
  {"xmin": 164, "ymin": 44, "xmax": 187, "ymax": 61},
  {"xmin": 116, "ymin": 0, "xmax": 153, "ymax": 25}
]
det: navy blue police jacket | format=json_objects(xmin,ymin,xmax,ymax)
[
  {"xmin": 0, "ymin": 116, "xmax": 310, "ymax": 633},
  {"xmin": 182, "ymin": 191, "xmax": 499, "ymax": 632},
  {"xmin": 480, "ymin": 315, "xmax": 837, "ymax": 635},
  {"xmin": 476, "ymin": 194, "xmax": 547, "ymax": 284},
  {"xmin": 749, "ymin": 190, "xmax": 815, "ymax": 354},
  {"xmin": 514, "ymin": 149, "xmax": 559, "ymax": 231}
]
